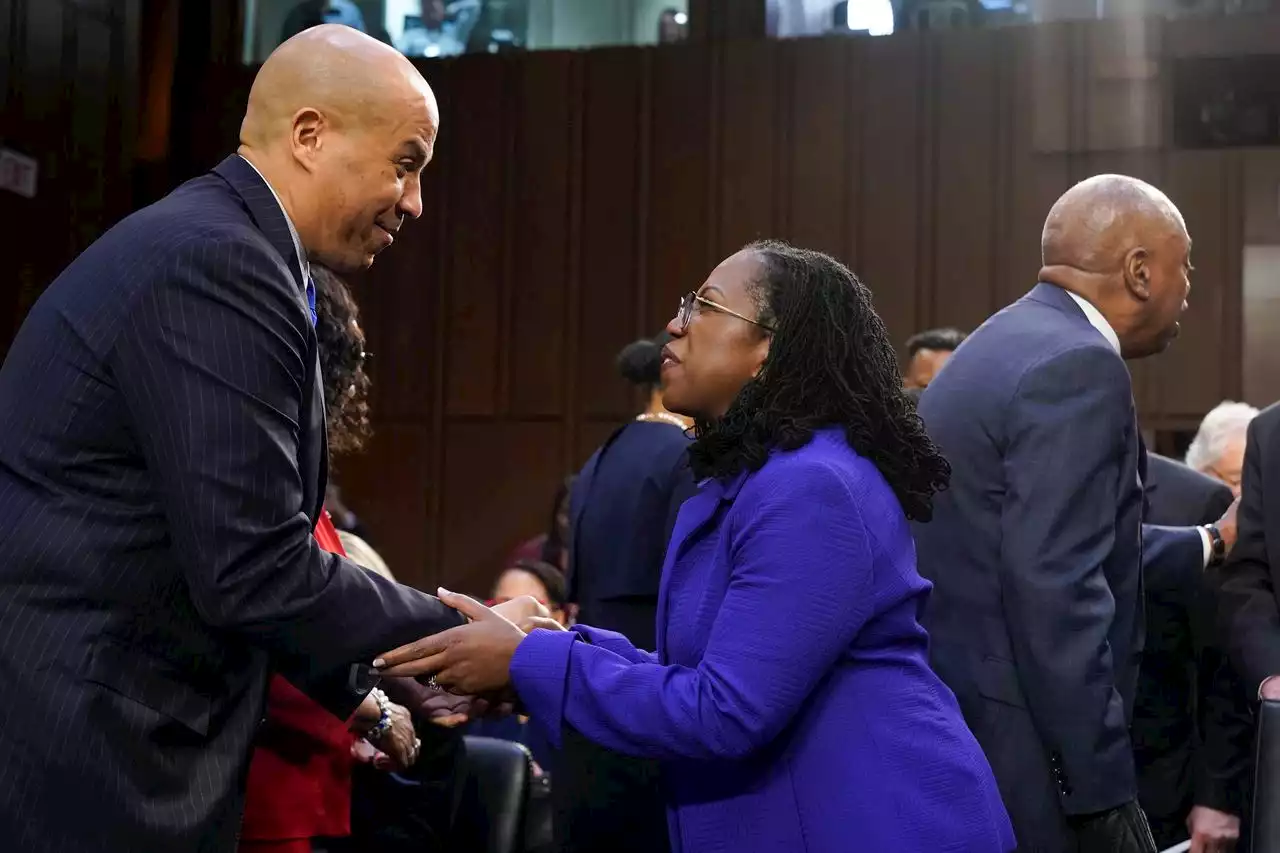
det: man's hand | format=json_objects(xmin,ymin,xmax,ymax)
[
  {"xmin": 368, "ymin": 702, "xmax": 419, "ymax": 772},
  {"xmin": 1216, "ymin": 497, "xmax": 1240, "ymax": 555},
  {"xmin": 416, "ymin": 688, "xmax": 478, "ymax": 728},
  {"xmin": 1187, "ymin": 805, "xmax": 1239, "ymax": 853},
  {"xmin": 374, "ymin": 589, "xmax": 526, "ymax": 695}
]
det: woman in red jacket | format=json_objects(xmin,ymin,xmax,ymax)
[{"xmin": 239, "ymin": 267, "xmax": 417, "ymax": 852}]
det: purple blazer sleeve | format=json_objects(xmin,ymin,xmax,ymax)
[
  {"xmin": 511, "ymin": 460, "xmax": 875, "ymax": 761},
  {"xmin": 571, "ymin": 625, "xmax": 658, "ymax": 664}
]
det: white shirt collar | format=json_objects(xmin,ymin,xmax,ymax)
[
  {"xmin": 1064, "ymin": 290, "xmax": 1121, "ymax": 355},
  {"xmin": 238, "ymin": 155, "xmax": 310, "ymax": 285}
]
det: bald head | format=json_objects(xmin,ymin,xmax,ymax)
[
  {"xmin": 1038, "ymin": 174, "xmax": 1191, "ymax": 360},
  {"xmin": 239, "ymin": 25, "xmax": 439, "ymax": 273},
  {"xmin": 242, "ymin": 25, "xmax": 437, "ymax": 152},
  {"xmin": 1041, "ymin": 174, "xmax": 1183, "ymax": 271}
]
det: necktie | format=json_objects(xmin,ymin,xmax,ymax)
[{"xmin": 305, "ymin": 276, "xmax": 317, "ymax": 328}]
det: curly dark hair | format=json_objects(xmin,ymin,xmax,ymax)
[
  {"xmin": 686, "ymin": 240, "xmax": 951, "ymax": 521},
  {"xmin": 313, "ymin": 266, "xmax": 372, "ymax": 456}
]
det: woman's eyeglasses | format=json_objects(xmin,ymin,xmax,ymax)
[{"xmin": 677, "ymin": 292, "xmax": 775, "ymax": 333}]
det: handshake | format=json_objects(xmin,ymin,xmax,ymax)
[{"xmin": 375, "ymin": 589, "xmax": 565, "ymax": 723}]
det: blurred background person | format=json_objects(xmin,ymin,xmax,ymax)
[
  {"xmin": 1136, "ymin": 449, "xmax": 1251, "ymax": 852},
  {"xmin": 240, "ymin": 266, "xmax": 419, "ymax": 853},
  {"xmin": 509, "ymin": 476, "xmax": 573, "ymax": 574},
  {"xmin": 1187, "ymin": 401, "xmax": 1260, "ymax": 498},
  {"xmin": 466, "ymin": 558, "xmax": 568, "ymax": 774},
  {"xmin": 903, "ymin": 326, "xmax": 967, "ymax": 390},
  {"xmin": 552, "ymin": 332, "xmax": 695, "ymax": 853}
]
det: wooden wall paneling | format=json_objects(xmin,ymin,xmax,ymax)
[
  {"xmin": 16, "ymin": 0, "xmax": 67, "ymax": 294},
  {"xmin": 1001, "ymin": 25, "xmax": 1071, "ymax": 309},
  {"xmin": 111, "ymin": 0, "xmax": 141, "ymax": 220},
  {"xmin": 1029, "ymin": 21, "xmax": 1072, "ymax": 155},
  {"xmin": 442, "ymin": 55, "xmax": 510, "ymax": 417},
  {"xmin": 335, "ymin": 424, "xmax": 435, "ymax": 587},
  {"xmin": 714, "ymin": 39, "xmax": 777, "ymax": 257},
  {"xmin": 646, "ymin": 44, "xmax": 714, "ymax": 335},
  {"xmin": 1242, "ymin": 151, "xmax": 1280, "ymax": 407},
  {"xmin": 68, "ymin": 10, "xmax": 113, "ymax": 257},
  {"xmin": 1082, "ymin": 18, "xmax": 1163, "ymax": 153},
  {"xmin": 1, "ymin": 0, "xmax": 139, "ymax": 349},
  {"xmin": 930, "ymin": 27, "xmax": 1001, "ymax": 333},
  {"xmin": 857, "ymin": 32, "xmax": 923, "ymax": 347},
  {"xmin": 508, "ymin": 51, "xmax": 574, "ymax": 418},
  {"xmin": 1160, "ymin": 151, "xmax": 1239, "ymax": 420},
  {"xmin": 438, "ymin": 421, "xmax": 565, "ymax": 595},
  {"xmin": 361, "ymin": 62, "xmax": 453, "ymax": 425},
  {"xmin": 578, "ymin": 48, "xmax": 644, "ymax": 419},
  {"xmin": 782, "ymin": 38, "xmax": 856, "ymax": 264},
  {"xmin": 0, "ymin": 0, "xmax": 11, "ymax": 118},
  {"xmin": 359, "ymin": 213, "xmax": 439, "ymax": 423}
]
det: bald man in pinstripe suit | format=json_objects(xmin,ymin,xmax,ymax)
[{"xmin": 0, "ymin": 26, "xmax": 466, "ymax": 853}]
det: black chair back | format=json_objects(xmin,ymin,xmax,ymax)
[
  {"xmin": 457, "ymin": 735, "xmax": 534, "ymax": 853},
  {"xmin": 1253, "ymin": 699, "xmax": 1280, "ymax": 851}
]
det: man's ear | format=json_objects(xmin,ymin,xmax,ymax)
[
  {"xmin": 1123, "ymin": 246, "xmax": 1152, "ymax": 302},
  {"xmin": 290, "ymin": 107, "xmax": 325, "ymax": 172}
]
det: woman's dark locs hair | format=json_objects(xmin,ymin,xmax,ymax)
[
  {"xmin": 313, "ymin": 266, "xmax": 372, "ymax": 456},
  {"xmin": 687, "ymin": 240, "xmax": 951, "ymax": 522},
  {"xmin": 616, "ymin": 331, "xmax": 673, "ymax": 393}
]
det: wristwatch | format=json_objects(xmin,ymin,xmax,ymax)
[{"xmin": 1205, "ymin": 523, "xmax": 1226, "ymax": 568}]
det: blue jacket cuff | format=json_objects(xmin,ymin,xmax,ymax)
[{"xmin": 510, "ymin": 628, "xmax": 579, "ymax": 749}]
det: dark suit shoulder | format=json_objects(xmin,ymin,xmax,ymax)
[
  {"xmin": 1144, "ymin": 453, "xmax": 1232, "ymax": 527},
  {"xmin": 115, "ymin": 173, "xmax": 280, "ymax": 263},
  {"xmin": 926, "ymin": 291, "xmax": 1127, "ymax": 416},
  {"xmin": 1254, "ymin": 401, "xmax": 1280, "ymax": 442}
]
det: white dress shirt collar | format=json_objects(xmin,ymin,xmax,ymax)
[
  {"xmin": 1064, "ymin": 290, "xmax": 1121, "ymax": 355},
  {"xmin": 238, "ymin": 154, "xmax": 310, "ymax": 285}
]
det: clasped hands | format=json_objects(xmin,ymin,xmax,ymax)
[{"xmin": 374, "ymin": 589, "xmax": 563, "ymax": 707}]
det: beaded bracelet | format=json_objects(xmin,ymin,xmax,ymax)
[{"xmin": 366, "ymin": 688, "xmax": 393, "ymax": 741}]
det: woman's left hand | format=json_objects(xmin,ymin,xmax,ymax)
[{"xmin": 374, "ymin": 589, "xmax": 526, "ymax": 695}]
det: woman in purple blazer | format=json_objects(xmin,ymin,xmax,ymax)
[{"xmin": 377, "ymin": 241, "xmax": 1016, "ymax": 852}]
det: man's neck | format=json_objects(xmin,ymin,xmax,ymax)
[{"xmin": 237, "ymin": 148, "xmax": 310, "ymax": 282}]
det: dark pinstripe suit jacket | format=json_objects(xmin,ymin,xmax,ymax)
[{"xmin": 0, "ymin": 155, "xmax": 463, "ymax": 852}]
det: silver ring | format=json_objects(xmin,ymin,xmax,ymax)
[
  {"xmin": 427, "ymin": 675, "xmax": 440, "ymax": 691},
  {"xmin": 413, "ymin": 737, "xmax": 421, "ymax": 752}
]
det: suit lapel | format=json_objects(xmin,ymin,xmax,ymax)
[
  {"xmin": 212, "ymin": 155, "xmax": 305, "ymax": 290},
  {"xmin": 213, "ymin": 155, "xmax": 327, "ymax": 523},
  {"xmin": 656, "ymin": 469, "xmax": 750, "ymax": 657}
]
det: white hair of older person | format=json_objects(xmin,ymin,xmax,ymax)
[{"xmin": 1185, "ymin": 401, "xmax": 1259, "ymax": 473}]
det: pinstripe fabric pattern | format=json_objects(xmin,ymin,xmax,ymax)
[{"xmin": 0, "ymin": 155, "xmax": 463, "ymax": 853}]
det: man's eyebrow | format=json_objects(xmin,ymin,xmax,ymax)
[{"xmin": 401, "ymin": 140, "xmax": 430, "ymax": 162}]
